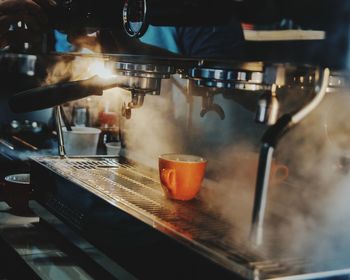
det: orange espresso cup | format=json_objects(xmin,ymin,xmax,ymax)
[{"xmin": 159, "ymin": 154, "xmax": 207, "ymax": 201}]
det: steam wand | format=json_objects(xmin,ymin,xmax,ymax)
[
  {"xmin": 54, "ymin": 106, "xmax": 67, "ymax": 158},
  {"xmin": 250, "ymin": 68, "xmax": 330, "ymax": 247}
]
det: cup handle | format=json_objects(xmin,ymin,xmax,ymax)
[
  {"xmin": 161, "ymin": 168, "xmax": 177, "ymax": 195},
  {"xmin": 271, "ymin": 165, "xmax": 289, "ymax": 185}
]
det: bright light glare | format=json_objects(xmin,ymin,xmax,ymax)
[{"xmin": 88, "ymin": 61, "xmax": 115, "ymax": 79}]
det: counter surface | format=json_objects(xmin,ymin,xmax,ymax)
[{"xmin": 0, "ymin": 202, "xmax": 109, "ymax": 280}]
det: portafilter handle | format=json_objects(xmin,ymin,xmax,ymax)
[{"xmin": 9, "ymin": 75, "xmax": 121, "ymax": 113}]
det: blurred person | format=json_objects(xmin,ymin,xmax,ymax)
[
  {"xmin": 0, "ymin": 0, "xmax": 245, "ymax": 56},
  {"xmin": 140, "ymin": 21, "xmax": 244, "ymax": 58}
]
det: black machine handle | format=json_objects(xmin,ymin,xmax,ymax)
[{"xmin": 9, "ymin": 75, "xmax": 120, "ymax": 113}]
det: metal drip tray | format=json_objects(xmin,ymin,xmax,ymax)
[{"xmin": 30, "ymin": 157, "xmax": 350, "ymax": 280}]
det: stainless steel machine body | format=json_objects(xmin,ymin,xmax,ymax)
[{"xmin": 3, "ymin": 1, "xmax": 350, "ymax": 278}]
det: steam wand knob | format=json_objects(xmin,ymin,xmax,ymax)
[
  {"xmin": 200, "ymin": 94, "xmax": 225, "ymax": 120},
  {"xmin": 255, "ymin": 84, "xmax": 279, "ymax": 125}
]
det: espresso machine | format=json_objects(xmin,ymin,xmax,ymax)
[{"xmin": 3, "ymin": 0, "xmax": 350, "ymax": 279}]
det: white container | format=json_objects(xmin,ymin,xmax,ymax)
[
  {"xmin": 63, "ymin": 127, "xmax": 101, "ymax": 156},
  {"xmin": 105, "ymin": 141, "xmax": 122, "ymax": 156}
]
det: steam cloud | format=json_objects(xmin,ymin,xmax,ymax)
[
  {"xmin": 197, "ymin": 92, "xmax": 350, "ymax": 270},
  {"xmin": 120, "ymin": 79, "xmax": 350, "ymax": 272},
  {"xmin": 270, "ymin": 93, "xmax": 350, "ymax": 269},
  {"xmin": 121, "ymin": 78, "xmax": 187, "ymax": 168},
  {"xmin": 44, "ymin": 55, "xmax": 350, "ymax": 272}
]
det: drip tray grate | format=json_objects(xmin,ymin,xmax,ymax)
[{"xmin": 33, "ymin": 157, "xmax": 349, "ymax": 280}]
